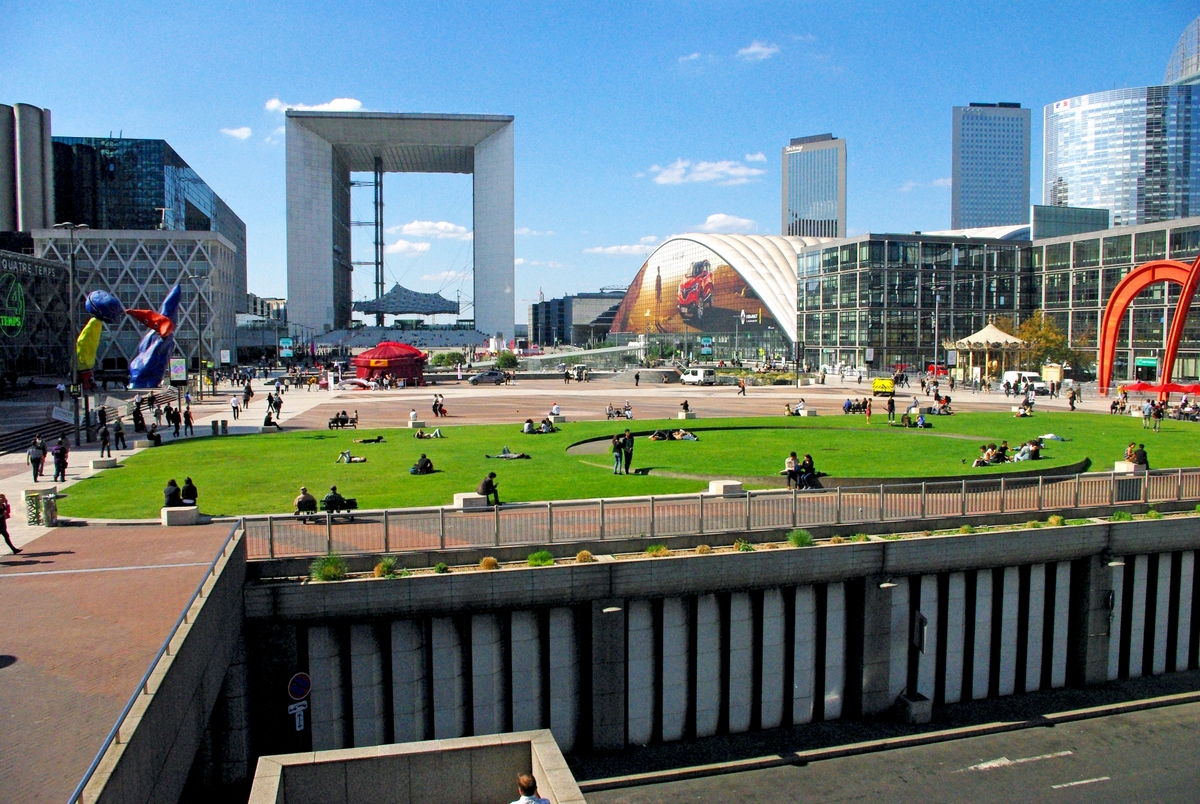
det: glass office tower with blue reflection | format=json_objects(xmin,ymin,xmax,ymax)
[
  {"xmin": 782, "ymin": 134, "xmax": 846, "ymax": 238},
  {"xmin": 951, "ymin": 103, "xmax": 1031, "ymax": 229}
]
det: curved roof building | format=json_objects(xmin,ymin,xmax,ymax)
[
  {"xmin": 1166, "ymin": 15, "xmax": 1200, "ymax": 85},
  {"xmin": 608, "ymin": 233, "xmax": 829, "ymax": 343}
]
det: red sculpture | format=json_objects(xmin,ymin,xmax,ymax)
[{"xmin": 1098, "ymin": 253, "xmax": 1200, "ymax": 397}]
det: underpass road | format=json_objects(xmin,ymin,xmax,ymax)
[{"xmin": 587, "ymin": 701, "xmax": 1200, "ymax": 803}]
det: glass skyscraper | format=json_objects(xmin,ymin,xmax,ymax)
[
  {"xmin": 951, "ymin": 103, "xmax": 1031, "ymax": 229},
  {"xmin": 782, "ymin": 134, "xmax": 846, "ymax": 238}
]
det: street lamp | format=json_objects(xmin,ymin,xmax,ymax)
[
  {"xmin": 53, "ymin": 222, "xmax": 89, "ymax": 446},
  {"xmin": 183, "ymin": 269, "xmax": 210, "ymax": 401},
  {"xmin": 930, "ymin": 276, "xmax": 949, "ymax": 379}
]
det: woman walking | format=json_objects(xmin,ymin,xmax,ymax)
[{"xmin": 0, "ymin": 494, "xmax": 18, "ymax": 554}]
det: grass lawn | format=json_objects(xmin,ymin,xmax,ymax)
[{"xmin": 56, "ymin": 412, "xmax": 1199, "ymax": 519}]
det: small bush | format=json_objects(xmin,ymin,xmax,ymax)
[
  {"xmin": 494, "ymin": 351, "xmax": 520, "ymax": 369},
  {"xmin": 850, "ymin": 533, "xmax": 870, "ymax": 543},
  {"xmin": 920, "ymin": 530, "xmax": 932, "ymax": 538},
  {"xmin": 1110, "ymin": 510, "xmax": 1134, "ymax": 522},
  {"xmin": 695, "ymin": 544, "xmax": 712, "ymax": 554},
  {"xmin": 646, "ymin": 544, "xmax": 670, "ymax": 557},
  {"xmin": 576, "ymin": 550, "xmax": 596, "ymax": 563},
  {"xmin": 1047, "ymin": 515, "xmax": 1065, "ymax": 527},
  {"xmin": 396, "ymin": 568, "xmax": 412, "ymax": 577},
  {"xmin": 1145, "ymin": 508, "xmax": 1164, "ymax": 520},
  {"xmin": 829, "ymin": 535, "xmax": 845, "ymax": 544},
  {"xmin": 787, "ymin": 529, "xmax": 813, "ymax": 548},
  {"xmin": 479, "ymin": 556, "xmax": 500, "ymax": 570},
  {"xmin": 734, "ymin": 538, "xmax": 755, "ymax": 552},
  {"xmin": 374, "ymin": 556, "xmax": 398, "ymax": 578},
  {"xmin": 528, "ymin": 550, "xmax": 555, "ymax": 567},
  {"xmin": 1196, "ymin": 503, "xmax": 1200, "ymax": 513},
  {"xmin": 310, "ymin": 553, "xmax": 348, "ymax": 582},
  {"xmin": 433, "ymin": 562, "xmax": 450, "ymax": 574},
  {"xmin": 1026, "ymin": 520, "xmax": 1041, "ymax": 529},
  {"xmin": 958, "ymin": 524, "xmax": 976, "ymax": 534}
]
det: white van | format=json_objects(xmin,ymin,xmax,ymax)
[
  {"xmin": 680, "ymin": 368, "xmax": 716, "ymax": 385},
  {"xmin": 1001, "ymin": 371, "xmax": 1049, "ymax": 395}
]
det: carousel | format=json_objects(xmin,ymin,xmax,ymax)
[
  {"xmin": 351, "ymin": 341, "xmax": 428, "ymax": 385},
  {"xmin": 944, "ymin": 323, "xmax": 1028, "ymax": 381}
]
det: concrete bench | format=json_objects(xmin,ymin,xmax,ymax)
[
  {"xmin": 90, "ymin": 458, "xmax": 118, "ymax": 470},
  {"xmin": 706, "ymin": 480, "xmax": 744, "ymax": 496},
  {"xmin": 795, "ymin": 409, "xmax": 817, "ymax": 417},
  {"xmin": 407, "ymin": 420, "xmax": 426, "ymax": 429},
  {"xmin": 1114, "ymin": 460, "xmax": 1140, "ymax": 473},
  {"xmin": 548, "ymin": 414, "xmax": 567, "ymax": 424},
  {"xmin": 161, "ymin": 506, "xmax": 199, "ymax": 526},
  {"xmin": 677, "ymin": 411, "xmax": 697, "ymax": 419},
  {"xmin": 453, "ymin": 492, "xmax": 490, "ymax": 510},
  {"xmin": 133, "ymin": 439, "xmax": 153, "ymax": 449}
]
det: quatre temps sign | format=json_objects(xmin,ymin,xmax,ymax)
[{"xmin": 0, "ymin": 274, "xmax": 27, "ymax": 337}]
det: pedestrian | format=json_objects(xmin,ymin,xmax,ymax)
[
  {"xmin": 1152, "ymin": 402, "xmax": 1163, "ymax": 432},
  {"xmin": 99, "ymin": 424, "xmax": 112, "ymax": 457},
  {"xmin": 171, "ymin": 405, "xmax": 181, "ymax": 437},
  {"xmin": 0, "ymin": 494, "xmax": 17, "ymax": 554},
  {"xmin": 634, "ymin": 371, "xmax": 640, "ymax": 387},
  {"xmin": 113, "ymin": 417, "xmax": 127, "ymax": 450},
  {"xmin": 154, "ymin": 405, "xmax": 164, "ymax": 427},
  {"xmin": 1067, "ymin": 387, "xmax": 1076, "ymax": 411},
  {"xmin": 864, "ymin": 397, "xmax": 872, "ymax": 424},
  {"xmin": 886, "ymin": 395, "xmax": 895, "ymax": 422},
  {"xmin": 1142, "ymin": 399, "xmax": 1152, "ymax": 429},
  {"xmin": 243, "ymin": 383, "xmax": 253, "ymax": 408},
  {"xmin": 183, "ymin": 406, "xmax": 194, "ymax": 436},
  {"xmin": 737, "ymin": 376, "xmax": 746, "ymax": 396},
  {"xmin": 510, "ymin": 773, "xmax": 550, "ymax": 804},
  {"xmin": 51, "ymin": 437, "xmax": 69, "ymax": 483},
  {"xmin": 230, "ymin": 395, "xmax": 240, "ymax": 420},
  {"xmin": 622, "ymin": 428, "xmax": 634, "ymax": 475},
  {"xmin": 56, "ymin": 382, "xmax": 66, "ymax": 403},
  {"xmin": 611, "ymin": 434, "xmax": 623, "ymax": 475},
  {"xmin": 26, "ymin": 438, "xmax": 45, "ymax": 482},
  {"xmin": 563, "ymin": 370, "xmax": 570, "ymax": 384}
]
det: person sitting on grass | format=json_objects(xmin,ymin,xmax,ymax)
[
  {"xmin": 522, "ymin": 418, "xmax": 536, "ymax": 434},
  {"xmin": 336, "ymin": 449, "xmax": 367, "ymax": 464},
  {"xmin": 972, "ymin": 444, "xmax": 992, "ymax": 467},
  {"xmin": 915, "ymin": 412, "xmax": 929, "ymax": 428},
  {"xmin": 648, "ymin": 429, "xmax": 669, "ymax": 441},
  {"xmin": 1014, "ymin": 403, "xmax": 1031, "ymax": 417},
  {"xmin": 293, "ymin": 486, "xmax": 316, "ymax": 513},
  {"xmin": 354, "ymin": 435, "xmax": 386, "ymax": 444},
  {"xmin": 993, "ymin": 440, "xmax": 1010, "ymax": 462},
  {"xmin": 414, "ymin": 428, "xmax": 443, "ymax": 439},
  {"xmin": 323, "ymin": 485, "xmax": 347, "ymax": 512},
  {"xmin": 163, "ymin": 478, "xmax": 184, "ymax": 508},
  {"xmin": 410, "ymin": 453, "xmax": 434, "ymax": 475},
  {"xmin": 1013, "ymin": 441, "xmax": 1034, "ymax": 462},
  {"xmin": 539, "ymin": 418, "xmax": 557, "ymax": 434},
  {"xmin": 477, "ymin": 472, "xmax": 501, "ymax": 505},
  {"xmin": 487, "ymin": 446, "xmax": 531, "ymax": 459}
]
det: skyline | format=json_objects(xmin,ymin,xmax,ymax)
[{"xmin": 4, "ymin": 0, "xmax": 1197, "ymax": 324}]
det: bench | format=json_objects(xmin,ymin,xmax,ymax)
[
  {"xmin": 90, "ymin": 458, "xmax": 118, "ymax": 470},
  {"xmin": 321, "ymin": 498, "xmax": 358, "ymax": 520},
  {"xmin": 706, "ymin": 480, "xmax": 744, "ymax": 496},
  {"xmin": 548, "ymin": 414, "xmax": 567, "ymax": 424},
  {"xmin": 677, "ymin": 411, "xmax": 697, "ymax": 419},
  {"xmin": 453, "ymin": 492, "xmax": 490, "ymax": 510},
  {"xmin": 133, "ymin": 439, "xmax": 153, "ymax": 449},
  {"xmin": 406, "ymin": 420, "xmax": 426, "ymax": 428},
  {"xmin": 794, "ymin": 409, "xmax": 817, "ymax": 417},
  {"xmin": 328, "ymin": 416, "xmax": 358, "ymax": 429},
  {"xmin": 161, "ymin": 506, "xmax": 199, "ymax": 526}
]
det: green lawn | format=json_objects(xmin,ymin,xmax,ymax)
[{"xmin": 56, "ymin": 413, "xmax": 1199, "ymax": 519}]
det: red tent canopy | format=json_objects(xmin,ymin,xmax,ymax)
[
  {"xmin": 1120, "ymin": 381, "xmax": 1200, "ymax": 395},
  {"xmin": 351, "ymin": 341, "xmax": 428, "ymax": 384}
]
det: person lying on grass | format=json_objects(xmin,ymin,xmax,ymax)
[
  {"xmin": 354, "ymin": 436, "xmax": 386, "ymax": 444},
  {"xmin": 487, "ymin": 446, "xmax": 531, "ymax": 459},
  {"xmin": 336, "ymin": 450, "xmax": 367, "ymax": 463}
]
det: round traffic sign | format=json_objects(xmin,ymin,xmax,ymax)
[{"xmin": 287, "ymin": 672, "xmax": 311, "ymax": 701}]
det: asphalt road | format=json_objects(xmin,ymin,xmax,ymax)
[{"xmin": 587, "ymin": 701, "xmax": 1200, "ymax": 803}]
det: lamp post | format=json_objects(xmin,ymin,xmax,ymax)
[
  {"xmin": 931, "ymin": 276, "xmax": 949, "ymax": 379},
  {"xmin": 184, "ymin": 270, "xmax": 209, "ymax": 401},
  {"xmin": 53, "ymin": 222, "xmax": 89, "ymax": 446}
]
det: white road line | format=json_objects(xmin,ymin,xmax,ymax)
[
  {"xmin": 0, "ymin": 561, "xmax": 210, "ymax": 578},
  {"xmin": 964, "ymin": 750, "xmax": 1073, "ymax": 772},
  {"xmin": 1051, "ymin": 776, "xmax": 1111, "ymax": 789}
]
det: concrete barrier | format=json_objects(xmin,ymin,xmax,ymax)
[
  {"xmin": 90, "ymin": 458, "xmax": 118, "ymax": 470},
  {"xmin": 161, "ymin": 506, "xmax": 200, "ymax": 526},
  {"xmin": 677, "ymin": 411, "xmax": 696, "ymax": 419},
  {"xmin": 795, "ymin": 409, "xmax": 817, "ymax": 417},
  {"xmin": 407, "ymin": 420, "xmax": 426, "ymax": 429},
  {"xmin": 133, "ymin": 439, "xmax": 153, "ymax": 449},
  {"xmin": 549, "ymin": 414, "xmax": 567, "ymax": 424},
  {"xmin": 706, "ymin": 480, "xmax": 743, "ymax": 496},
  {"xmin": 453, "ymin": 492, "xmax": 489, "ymax": 510}
]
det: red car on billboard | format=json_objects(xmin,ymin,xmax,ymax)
[{"xmin": 677, "ymin": 260, "xmax": 714, "ymax": 320}]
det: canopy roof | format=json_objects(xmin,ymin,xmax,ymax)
[
  {"xmin": 351, "ymin": 341, "xmax": 427, "ymax": 364},
  {"xmin": 948, "ymin": 323, "xmax": 1027, "ymax": 350},
  {"xmin": 352, "ymin": 284, "xmax": 459, "ymax": 316}
]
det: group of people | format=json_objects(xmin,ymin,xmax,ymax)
[
  {"xmin": 522, "ymin": 418, "xmax": 558, "ymax": 434},
  {"xmin": 783, "ymin": 451, "xmax": 822, "ymax": 490},
  {"xmin": 971, "ymin": 439, "xmax": 1044, "ymax": 467},
  {"xmin": 1139, "ymin": 399, "xmax": 1168, "ymax": 431},
  {"xmin": 1124, "ymin": 442, "xmax": 1151, "ymax": 471},
  {"xmin": 26, "ymin": 436, "xmax": 70, "ymax": 483},
  {"xmin": 783, "ymin": 399, "xmax": 807, "ymax": 415},
  {"xmin": 292, "ymin": 485, "xmax": 353, "ymax": 514},
  {"xmin": 610, "ymin": 429, "xmax": 635, "ymax": 474},
  {"xmin": 842, "ymin": 397, "xmax": 872, "ymax": 417},
  {"xmin": 604, "ymin": 402, "xmax": 633, "ymax": 420},
  {"xmin": 330, "ymin": 410, "xmax": 355, "ymax": 429},
  {"xmin": 430, "ymin": 395, "xmax": 450, "ymax": 418},
  {"xmin": 163, "ymin": 477, "xmax": 199, "ymax": 508},
  {"xmin": 647, "ymin": 428, "xmax": 698, "ymax": 441}
]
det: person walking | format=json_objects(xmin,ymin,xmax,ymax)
[
  {"xmin": 622, "ymin": 428, "xmax": 635, "ymax": 475},
  {"xmin": 611, "ymin": 434, "xmax": 623, "ymax": 475},
  {"xmin": 1142, "ymin": 399, "xmax": 1153, "ymax": 429},
  {"xmin": 737, "ymin": 376, "xmax": 746, "ymax": 396},
  {"xmin": 1066, "ymin": 387, "xmax": 1076, "ymax": 411},
  {"xmin": 99, "ymin": 424, "xmax": 112, "ymax": 457},
  {"xmin": 183, "ymin": 406, "xmax": 194, "ymax": 436},
  {"xmin": 634, "ymin": 371, "xmax": 640, "ymax": 387},
  {"xmin": 26, "ymin": 438, "xmax": 45, "ymax": 482},
  {"xmin": 1152, "ymin": 402, "xmax": 1163, "ymax": 432},
  {"xmin": 51, "ymin": 437, "xmax": 69, "ymax": 483},
  {"xmin": 886, "ymin": 395, "xmax": 895, "ymax": 423},
  {"xmin": 230, "ymin": 395, "xmax": 240, "ymax": 420},
  {"xmin": 864, "ymin": 397, "xmax": 872, "ymax": 424},
  {"xmin": 56, "ymin": 382, "xmax": 66, "ymax": 403},
  {"xmin": 0, "ymin": 494, "xmax": 18, "ymax": 554},
  {"xmin": 113, "ymin": 417, "xmax": 127, "ymax": 450},
  {"xmin": 171, "ymin": 405, "xmax": 181, "ymax": 438}
]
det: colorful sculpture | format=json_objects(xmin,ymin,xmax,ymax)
[{"xmin": 73, "ymin": 285, "xmax": 182, "ymax": 390}]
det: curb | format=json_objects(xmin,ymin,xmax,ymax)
[{"xmin": 577, "ymin": 689, "xmax": 1200, "ymax": 792}]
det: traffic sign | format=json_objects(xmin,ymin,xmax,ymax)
[{"xmin": 287, "ymin": 672, "xmax": 311, "ymax": 701}]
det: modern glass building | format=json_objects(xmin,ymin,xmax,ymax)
[
  {"xmin": 1165, "ymin": 15, "xmax": 1200, "ymax": 86},
  {"xmin": 1030, "ymin": 204, "xmax": 1109, "ymax": 239},
  {"xmin": 52, "ymin": 137, "xmax": 247, "ymax": 312},
  {"xmin": 782, "ymin": 134, "xmax": 846, "ymax": 238},
  {"xmin": 0, "ymin": 249, "xmax": 69, "ymax": 377},
  {"xmin": 951, "ymin": 103, "xmax": 1030, "ymax": 229}
]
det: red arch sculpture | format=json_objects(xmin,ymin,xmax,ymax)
[{"xmin": 1098, "ymin": 254, "xmax": 1200, "ymax": 396}]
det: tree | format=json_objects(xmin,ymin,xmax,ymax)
[
  {"xmin": 494, "ymin": 351, "xmax": 519, "ymax": 369},
  {"xmin": 998, "ymin": 311, "xmax": 1093, "ymax": 371}
]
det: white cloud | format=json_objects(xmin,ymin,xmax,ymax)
[
  {"xmin": 737, "ymin": 41, "xmax": 780, "ymax": 61},
  {"xmin": 264, "ymin": 125, "xmax": 285, "ymax": 145},
  {"xmin": 390, "ymin": 220, "xmax": 472, "ymax": 240},
  {"xmin": 696, "ymin": 213, "xmax": 756, "ymax": 233},
  {"xmin": 900, "ymin": 178, "xmax": 952, "ymax": 192},
  {"xmin": 264, "ymin": 97, "xmax": 364, "ymax": 113},
  {"xmin": 220, "ymin": 126, "xmax": 252, "ymax": 140},
  {"xmin": 514, "ymin": 258, "xmax": 527, "ymax": 265},
  {"xmin": 515, "ymin": 227, "xmax": 554, "ymax": 236},
  {"xmin": 932, "ymin": 177, "xmax": 952, "ymax": 187},
  {"xmin": 516, "ymin": 258, "xmax": 569, "ymax": 268},
  {"xmin": 678, "ymin": 52, "xmax": 701, "ymax": 62},
  {"xmin": 419, "ymin": 270, "xmax": 466, "ymax": 282},
  {"xmin": 639, "ymin": 235, "xmax": 658, "ymax": 244},
  {"xmin": 384, "ymin": 239, "xmax": 431, "ymax": 255},
  {"xmin": 793, "ymin": 33, "xmax": 817, "ymax": 43},
  {"xmin": 584, "ymin": 243, "xmax": 658, "ymax": 256},
  {"xmin": 744, "ymin": 152, "xmax": 767, "ymax": 163},
  {"xmin": 648, "ymin": 158, "xmax": 766, "ymax": 186},
  {"xmin": 899, "ymin": 181, "xmax": 920, "ymax": 193}
]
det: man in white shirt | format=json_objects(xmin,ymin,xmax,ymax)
[
  {"xmin": 510, "ymin": 773, "xmax": 550, "ymax": 804},
  {"xmin": 549, "ymin": 403, "xmax": 561, "ymax": 416}
]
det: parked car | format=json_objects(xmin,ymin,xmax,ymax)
[
  {"xmin": 677, "ymin": 260, "xmax": 714, "ymax": 320},
  {"xmin": 681, "ymin": 367, "xmax": 716, "ymax": 385},
  {"xmin": 336, "ymin": 378, "xmax": 378, "ymax": 390},
  {"xmin": 469, "ymin": 369, "xmax": 506, "ymax": 385},
  {"xmin": 871, "ymin": 378, "xmax": 895, "ymax": 396}
]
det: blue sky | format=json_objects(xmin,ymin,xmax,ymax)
[{"xmin": 4, "ymin": 1, "xmax": 1196, "ymax": 323}]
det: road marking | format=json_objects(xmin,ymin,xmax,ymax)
[
  {"xmin": 1051, "ymin": 776, "xmax": 1110, "ymax": 789},
  {"xmin": 964, "ymin": 750, "xmax": 1073, "ymax": 771},
  {"xmin": 0, "ymin": 561, "xmax": 209, "ymax": 578}
]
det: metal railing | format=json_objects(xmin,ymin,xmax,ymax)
[
  {"xmin": 67, "ymin": 522, "xmax": 241, "ymax": 804},
  {"xmin": 242, "ymin": 468, "xmax": 1200, "ymax": 561}
]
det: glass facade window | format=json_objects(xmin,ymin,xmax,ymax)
[
  {"xmin": 1072, "ymin": 239, "xmax": 1100, "ymax": 268},
  {"xmin": 1103, "ymin": 234, "xmax": 1132, "ymax": 264},
  {"xmin": 1135, "ymin": 230, "xmax": 1167, "ymax": 261},
  {"xmin": 1170, "ymin": 225, "xmax": 1200, "ymax": 259},
  {"xmin": 951, "ymin": 104, "xmax": 1032, "ymax": 229},
  {"xmin": 783, "ymin": 136, "xmax": 846, "ymax": 237}
]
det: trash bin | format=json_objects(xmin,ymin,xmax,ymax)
[
  {"xmin": 40, "ymin": 494, "xmax": 59, "ymax": 527},
  {"xmin": 211, "ymin": 420, "xmax": 219, "ymax": 436},
  {"xmin": 220, "ymin": 419, "xmax": 229, "ymax": 435},
  {"xmin": 23, "ymin": 489, "xmax": 42, "ymax": 525}
]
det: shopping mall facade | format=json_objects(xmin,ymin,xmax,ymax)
[{"xmin": 607, "ymin": 218, "xmax": 1200, "ymax": 382}]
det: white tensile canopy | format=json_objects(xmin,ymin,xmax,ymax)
[{"xmin": 944, "ymin": 323, "xmax": 1028, "ymax": 379}]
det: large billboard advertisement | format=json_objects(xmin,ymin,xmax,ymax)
[{"xmin": 610, "ymin": 240, "xmax": 780, "ymax": 334}]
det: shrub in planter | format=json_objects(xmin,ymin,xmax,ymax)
[
  {"xmin": 958, "ymin": 524, "xmax": 976, "ymax": 534},
  {"xmin": 528, "ymin": 550, "xmax": 555, "ymax": 567},
  {"xmin": 1047, "ymin": 515, "xmax": 1065, "ymax": 527},
  {"xmin": 374, "ymin": 556, "xmax": 398, "ymax": 578},
  {"xmin": 311, "ymin": 553, "xmax": 349, "ymax": 582},
  {"xmin": 1110, "ymin": 511, "xmax": 1134, "ymax": 522},
  {"xmin": 576, "ymin": 550, "xmax": 596, "ymax": 563},
  {"xmin": 734, "ymin": 538, "xmax": 755, "ymax": 552},
  {"xmin": 646, "ymin": 544, "xmax": 670, "ymax": 557},
  {"xmin": 1145, "ymin": 508, "xmax": 1164, "ymax": 520},
  {"xmin": 828, "ymin": 535, "xmax": 845, "ymax": 544},
  {"xmin": 695, "ymin": 544, "xmax": 712, "ymax": 554},
  {"xmin": 850, "ymin": 533, "xmax": 869, "ymax": 542},
  {"xmin": 479, "ymin": 556, "xmax": 500, "ymax": 570},
  {"xmin": 433, "ymin": 562, "xmax": 450, "ymax": 574},
  {"xmin": 787, "ymin": 529, "xmax": 813, "ymax": 547}
]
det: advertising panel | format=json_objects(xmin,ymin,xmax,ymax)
[
  {"xmin": 279, "ymin": 337, "xmax": 294, "ymax": 358},
  {"xmin": 169, "ymin": 357, "xmax": 187, "ymax": 386},
  {"xmin": 610, "ymin": 241, "xmax": 780, "ymax": 335}
]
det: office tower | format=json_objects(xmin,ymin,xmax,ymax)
[
  {"xmin": 951, "ymin": 103, "xmax": 1031, "ymax": 229},
  {"xmin": 782, "ymin": 134, "xmax": 846, "ymax": 238}
]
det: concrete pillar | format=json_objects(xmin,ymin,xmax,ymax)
[
  {"xmin": 661, "ymin": 597, "xmax": 691, "ymax": 741},
  {"xmin": 549, "ymin": 607, "xmax": 578, "ymax": 753},
  {"xmin": 0, "ymin": 105, "xmax": 15, "ymax": 232},
  {"xmin": 1128, "ymin": 555, "xmax": 1149, "ymax": 677},
  {"xmin": 40, "ymin": 107, "xmax": 53, "ymax": 226},
  {"xmin": 510, "ymin": 611, "xmax": 543, "ymax": 732},
  {"xmin": 14, "ymin": 104, "xmax": 45, "ymax": 231},
  {"xmin": 590, "ymin": 600, "xmax": 626, "ymax": 751},
  {"xmin": 887, "ymin": 581, "xmax": 910, "ymax": 703},
  {"xmin": 1177, "ymin": 552, "xmax": 1194, "ymax": 671},
  {"xmin": 1050, "ymin": 561, "xmax": 1070, "ymax": 688},
  {"xmin": 759, "ymin": 589, "xmax": 785, "ymax": 730},
  {"xmin": 825, "ymin": 582, "xmax": 846, "ymax": 720},
  {"xmin": 391, "ymin": 619, "xmax": 427, "ymax": 743},
  {"xmin": 349, "ymin": 624, "xmax": 385, "ymax": 747},
  {"xmin": 1025, "ymin": 564, "xmax": 1046, "ymax": 692},
  {"xmin": 972, "ymin": 570, "xmax": 992, "ymax": 700},
  {"xmin": 307, "ymin": 625, "xmax": 344, "ymax": 750},
  {"xmin": 917, "ymin": 574, "xmax": 939, "ymax": 700},
  {"xmin": 431, "ymin": 617, "xmax": 465, "ymax": 738},
  {"xmin": 626, "ymin": 600, "xmax": 654, "ymax": 746},
  {"xmin": 1107, "ymin": 564, "xmax": 1125, "ymax": 682},
  {"xmin": 792, "ymin": 586, "xmax": 815, "ymax": 724},
  {"xmin": 694, "ymin": 594, "xmax": 722, "ymax": 737},
  {"xmin": 471, "ymin": 613, "xmax": 506, "ymax": 736},
  {"xmin": 860, "ymin": 580, "xmax": 894, "ymax": 714},
  {"xmin": 1153, "ymin": 554, "xmax": 1172, "ymax": 675},
  {"xmin": 998, "ymin": 566, "xmax": 1020, "ymax": 696},
  {"xmin": 943, "ymin": 572, "xmax": 966, "ymax": 704},
  {"xmin": 727, "ymin": 592, "xmax": 753, "ymax": 733}
]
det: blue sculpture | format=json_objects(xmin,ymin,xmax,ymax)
[
  {"xmin": 127, "ymin": 285, "xmax": 182, "ymax": 389},
  {"xmin": 84, "ymin": 290, "xmax": 125, "ymax": 325}
]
